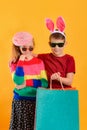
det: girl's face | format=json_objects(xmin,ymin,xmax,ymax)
[
  {"xmin": 20, "ymin": 41, "xmax": 34, "ymax": 55},
  {"xmin": 50, "ymin": 38, "xmax": 66, "ymax": 57}
]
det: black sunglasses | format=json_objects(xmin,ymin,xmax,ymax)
[
  {"xmin": 49, "ymin": 42, "xmax": 65, "ymax": 48},
  {"xmin": 21, "ymin": 46, "xmax": 34, "ymax": 51}
]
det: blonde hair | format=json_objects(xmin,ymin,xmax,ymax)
[{"xmin": 11, "ymin": 44, "xmax": 21, "ymax": 63}]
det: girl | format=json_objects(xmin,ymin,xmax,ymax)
[
  {"xmin": 9, "ymin": 32, "xmax": 48, "ymax": 130},
  {"xmin": 38, "ymin": 16, "xmax": 75, "ymax": 89}
]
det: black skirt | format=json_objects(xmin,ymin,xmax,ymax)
[{"xmin": 9, "ymin": 99, "xmax": 36, "ymax": 130}]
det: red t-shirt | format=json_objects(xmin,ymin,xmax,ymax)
[{"xmin": 38, "ymin": 53, "xmax": 75, "ymax": 89}]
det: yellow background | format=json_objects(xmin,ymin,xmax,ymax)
[{"xmin": 0, "ymin": 0, "xmax": 87, "ymax": 129}]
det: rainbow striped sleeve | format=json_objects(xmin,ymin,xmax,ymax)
[
  {"xmin": 13, "ymin": 66, "xmax": 25, "ymax": 85},
  {"xmin": 10, "ymin": 61, "xmax": 25, "ymax": 85}
]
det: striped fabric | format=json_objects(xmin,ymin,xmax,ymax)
[{"xmin": 10, "ymin": 57, "xmax": 48, "ymax": 99}]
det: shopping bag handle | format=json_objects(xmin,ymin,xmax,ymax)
[{"xmin": 50, "ymin": 76, "xmax": 64, "ymax": 90}]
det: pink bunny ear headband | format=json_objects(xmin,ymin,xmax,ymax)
[
  {"xmin": 45, "ymin": 16, "xmax": 66, "ymax": 38},
  {"xmin": 12, "ymin": 32, "xmax": 33, "ymax": 46}
]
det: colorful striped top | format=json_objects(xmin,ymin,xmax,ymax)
[{"xmin": 10, "ymin": 57, "xmax": 48, "ymax": 100}]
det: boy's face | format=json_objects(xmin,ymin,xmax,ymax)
[{"xmin": 50, "ymin": 38, "xmax": 66, "ymax": 56}]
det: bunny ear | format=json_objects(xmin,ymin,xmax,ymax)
[
  {"xmin": 45, "ymin": 18, "xmax": 54, "ymax": 32},
  {"xmin": 56, "ymin": 16, "xmax": 66, "ymax": 32}
]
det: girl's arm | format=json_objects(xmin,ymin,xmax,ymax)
[
  {"xmin": 9, "ymin": 56, "xmax": 25, "ymax": 85},
  {"xmin": 13, "ymin": 65, "xmax": 25, "ymax": 85}
]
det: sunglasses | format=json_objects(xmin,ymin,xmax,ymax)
[
  {"xmin": 21, "ymin": 46, "xmax": 34, "ymax": 51},
  {"xmin": 49, "ymin": 42, "xmax": 65, "ymax": 48}
]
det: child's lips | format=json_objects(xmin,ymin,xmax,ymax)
[{"xmin": 54, "ymin": 50, "xmax": 58, "ymax": 52}]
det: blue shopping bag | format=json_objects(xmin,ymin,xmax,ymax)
[{"xmin": 35, "ymin": 88, "xmax": 79, "ymax": 130}]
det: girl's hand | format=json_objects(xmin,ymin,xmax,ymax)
[
  {"xmin": 19, "ymin": 54, "xmax": 33, "ymax": 61},
  {"xmin": 51, "ymin": 72, "xmax": 61, "ymax": 81},
  {"xmin": 19, "ymin": 55, "xmax": 26, "ymax": 61},
  {"xmin": 15, "ymin": 81, "xmax": 26, "ymax": 89}
]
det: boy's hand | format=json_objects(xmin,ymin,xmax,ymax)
[{"xmin": 51, "ymin": 72, "xmax": 61, "ymax": 81}]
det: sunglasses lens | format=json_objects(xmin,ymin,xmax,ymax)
[
  {"xmin": 21, "ymin": 46, "xmax": 34, "ymax": 51},
  {"xmin": 50, "ymin": 42, "xmax": 64, "ymax": 48},
  {"xmin": 22, "ymin": 47, "xmax": 27, "ymax": 51},
  {"xmin": 29, "ymin": 47, "xmax": 34, "ymax": 51},
  {"xmin": 50, "ymin": 43, "xmax": 56, "ymax": 47},
  {"xmin": 58, "ymin": 43, "xmax": 64, "ymax": 47}
]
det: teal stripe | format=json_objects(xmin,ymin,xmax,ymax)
[
  {"xmin": 13, "ymin": 74, "xmax": 24, "ymax": 85},
  {"xmin": 41, "ymin": 79, "xmax": 48, "ymax": 88}
]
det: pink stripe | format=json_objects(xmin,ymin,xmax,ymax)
[{"xmin": 23, "ymin": 63, "xmax": 44, "ymax": 75}]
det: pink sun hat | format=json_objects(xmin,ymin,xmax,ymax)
[{"xmin": 12, "ymin": 32, "xmax": 33, "ymax": 46}]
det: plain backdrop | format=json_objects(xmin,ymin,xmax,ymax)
[{"xmin": 0, "ymin": 0, "xmax": 87, "ymax": 129}]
